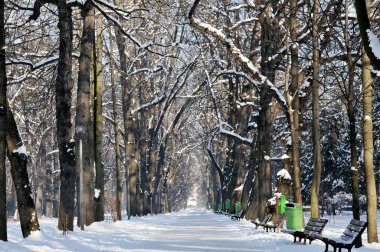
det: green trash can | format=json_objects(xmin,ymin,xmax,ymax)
[
  {"xmin": 285, "ymin": 203, "xmax": 303, "ymax": 230},
  {"xmin": 217, "ymin": 203, "xmax": 222, "ymax": 211},
  {"xmin": 225, "ymin": 199, "xmax": 231, "ymax": 212},
  {"xmin": 278, "ymin": 195, "xmax": 286, "ymax": 215},
  {"xmin": 235, "ymin": 201, "xmax": 241, "ymax": 214}
]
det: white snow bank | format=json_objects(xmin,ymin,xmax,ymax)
[{"xmin": 3, "ymin": 208, "xmax": 380, "ymax": 252}]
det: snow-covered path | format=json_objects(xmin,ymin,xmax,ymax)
[{"xmin": 2, "ymin": 208, "xmax": 380, "ymax": 251}]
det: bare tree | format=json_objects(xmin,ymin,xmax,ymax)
[
  {"xmin": 0, "ymin": 0, "xmax": 7, "ymax": 241},
  {"xmin": 75, "ymin": 1, "xmax": 95, "ymax": 227},
  {"xmin": 310, "ymin": 0, "xmax": 322, "ymax": 218}
]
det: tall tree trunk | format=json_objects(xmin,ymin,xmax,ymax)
[
  {"xmin": 57, "ymin": 0, "xmax": 76, "ymax": 232},
  {"xmin": 35, "ymin": 143, "xmax": 45, "ymax": 220},
  {"xmin": 147, "ymin": 128, "xmax": 156, "ymax": 214},
  {"xmin": 289, "ymin": 0, "xmax": 302, "ymax": 205},
  {"xmin": 94, "ymin": 12, "xmax": 104, "ymax": 222},
  {"xmin": 344, "ymin": 0, "xmax": 361, "ymax": 246},
  {"xmin": 53, "ymin": 139, "xmax": 60, "ymax": 218},
  {"xmin": 310, "ymin": 0, "xmax": 322, "ymax": 218},
  {"xmin": 111, "ymin": 0, "xmax": 140, "ymax": 219},
  {"xmin": 6, "ymin": 105, "xmax": 40, "ymax": 237},
  {"xmin": 75, "ymin": 1, "xmax": 95, "ymax": 227},
  {"xmin": 361, "ymin": 0, "xmax": 378, "ymax": 240},
  {"xmin": 45, "ymin": 150, "xmax": 53, "ymax": 218},
  {"xmin": 257, "ymin": 11, "xmax": 274, "ymax": 219},
  {"xmin": 107, "ymin": 24, "xmax": 122, "ymax": 221},
  {"xmin": 153, "ymin": 141, "xmax": 166, "ymax": 214},
  {"xmin": 0, "ymin": 0, "xmax": 7, "ymax": 240}
]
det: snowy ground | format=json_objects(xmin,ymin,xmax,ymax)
[{"xmin": 2, "ymin": 208, "xmax": 380, "ymax": 252}]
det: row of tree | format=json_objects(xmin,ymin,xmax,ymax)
[
  {"xmin": 0, "ymin": 0, "xmax": 379, "ymax": 245},
  {"xmin": 188, "ymin": 0, "xmax": 379, "ymax": 243}
]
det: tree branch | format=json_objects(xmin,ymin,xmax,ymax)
[
  {"xmin": 28, "ymin": 0, "xmax": 58, "ymax": 21},
  {"xmin": 354, "ymin": 0, "xmax": 380, "ymax": 70}
]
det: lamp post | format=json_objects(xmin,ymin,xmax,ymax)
[{"xmin": 76, "ymin": 125, "xmax": 84, "ymax": 231}]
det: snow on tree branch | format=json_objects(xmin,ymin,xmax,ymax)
[
  {"xmin": 6, "ymin": 55, "xmax": 59, "ymax": 71},
  {"xmin": 219, "ymin": 128, "xmax": 253, "ymax": 145},
  {"xmin": 93, "ymin": 1, "xmax": 169, "ymax": 57},
  {"xmin": 132, "ymin": 95, "xmax": 165, "ymax": 114},
  {"xmin": 205, "ymin": 70, "xmax": 253, "ymax": 146},
  {"xmin": 93, "ymin": 0, "xmax": 147, "ymax": 17},
  {"xmin": 229, "ymin": 17, "xmax": 258, "ymax": 31},
  {"xmin": 188, "ymin": 0, "xmax": 287, "ymax": 109}
]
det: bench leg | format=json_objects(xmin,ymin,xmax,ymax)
[{"xmin": 323, "ymin": 242, "xmax": 329, "ymax": 252}]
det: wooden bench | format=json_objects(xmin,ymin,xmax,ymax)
[
  {"xmin": 311, "ymin": 219, "xmax": 367, "ymax": 252},
  {"xmin": 263, "ymin": 214, "xmax": 285, "ymax": 232},
  {"xmin": 252, "ymin": 214, "xmax": 272, "ymax": 229},
  {"xmin": 231, "ymin": 209, "xmax": 245, "ymax": 221},
  {"xmin": 282, "ymin": 218, "xmax": 328, "ymax": 244}
]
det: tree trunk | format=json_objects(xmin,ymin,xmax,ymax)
[
  {"xmin": 243, "ymin": 144, "xmax": 260, "ymax": 221},
  {"xmin": 107, "ymin": 24, "xmax": 122, "ymax": 221},
  {"xmin": 45, "ymin": 151, "xmax": 53, "ymax": 218},
  {"xmin": 344, "ymin": 0, "xmax": 361, "ymax": 246},
  {"xmin": 75, "ymin": 1, "xmax": 95, "ymax": 227},
  {"xmin": 153, "ymin": 142, "xmax": 166, "ymax": 214},
  {"xmin": 289, "ymin": 0, "xmax": 302, "ymax": 205},
  {"xmin": 57, "ymin": 0, "xmax": 76, "ymax": 232},
  {"xmin": 257, "ymin": 12, "xmax": 274, "ymax": 219},
  {"xmin": 94, "ymin": 12, "xmax": 104, "ymax": 222},
  {"xmin": 52, "ymin": 142, "xmax": 60, "ymax": 218},
  {"xmin": 362, "ymin": 30, "xmax": 378, "ymax": 243},
  {"xmin": 0, "ymin": 0, "xmax": 7, "ymax": 240},
  {"xmin": 147, "ymin": 128, "xmax": 156, "ymax": 214},
  {"xmin": 310, "ymin": 0, "xmax": 322, "ymax": 219},
  {"xmin": 6, "ymin": 105, "xmax": 40, "ymax": 237}
]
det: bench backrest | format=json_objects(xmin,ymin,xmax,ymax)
[
  {"xmin": 263, "ymin": 214, "xmax": 272, "ymax": 224},
  {"xmin": 340, "ymin": 219, "xmax": 367, "ymax": 242},
  {"xmin": 271, "ymin": 214, "xmax": 285, "ymax": 226},
  {"xmin": 304, "ymin": 218, "xmax": 329, "ymax": 236},
  {"xmin": 237, "ymin": 209, "xmax": 246, "ymax": 218}
]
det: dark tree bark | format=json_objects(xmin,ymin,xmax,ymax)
[
  {"xmin": 310, "ymin": 0, "xmax": 322, "ymax": 218},
  {"xmin": 106, "ymin": 24, "xmax": 122, "ymax": 220},
  {"xmin": 94, "ymin": 12, "xmax": 105, "ymax": 222},
  {"xmin": 256, "ymin": 9, "xmax": 276, "ymax": 219},
  {"xmin": 6, "ymin": 104, "xmax": 40, "ymax": 238},
  {"xmin": 75, "ymin": 1, "xmax": 95, "ymax": 228},
  {"xmin": 56, "ymin": 0, "xmax": 76, "ymax": 232},
  {"xmin": 344, "ymin": 0, "xmax": 361, "ymax": 246},
  {"xmin": 0, "ymin": 0, "xmax": 7, "ymax": 241},
  {"xmin": 289, "ymin": 0, "xmax": 302, "ymax": 205}
]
